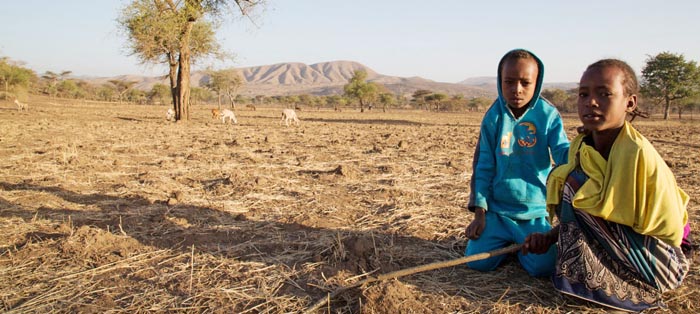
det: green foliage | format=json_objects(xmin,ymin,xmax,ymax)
[
  {"xmin": 126, "ymin": 89, "xmax": 147, "ymax": 104},
  {"xmin": 411, "ymin": 89, "xmax": 432, "ymax": 101},
  {"xmin": 0, "ymin": 57, "xmax": 37, "ymax": 93},
  {"xmin": 97, "ymin": 84, "xmax": 117, "ymax": 102},
  {"xmin": 299, "ymin": 94, "xmax": 314, "ymax": 106},
  {"xmin": 641, "ymin": 52, "xmax": 700, "ymax": 119},
  {"xmin": 109, "ymin": 79, "xmax": 138, "ymax": 103},
  {"xmin": 118, "ymin": 0, "xmax": 265, "ymax": 120},
  {"xmin": 541, "ymin": 88, "xmax": 575, "ymax": 112},
  {"xmin": 149, "ymin": 83, "xmax": 171, "ymax": 105},
  {"xmin": 57, "ymin": 80, "xmax": 81, "ymax": 98},
  {"xmin": 190, "ymin": 87, "xmax": 214, "ymax": 105},
  {"xmin": 379, "ymin": 93, "xmax": 396, "ymax": 106},
  {"xmin": 343, "ymin": 70, "xmax": 379, "ymax": 112},
  {"xmin": 118, "ymin": 0, "xmax": 221, "ymax": 66},
  {"xmin": 327, "ymin": 95, "xmax": 348, "ymax": 109},
  {"xmin": 468, "ymin": 97, "xmax": 493, "ymax": 112},
  {"xmin": 204, "ymin": 68, "xmax": 244, "ymax": 108}
]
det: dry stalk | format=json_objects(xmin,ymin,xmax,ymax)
[{"xmin": 304, "ymin": 243, "xmax": 522, "ymax": 314}]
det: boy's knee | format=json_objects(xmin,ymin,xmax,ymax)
[
  {"xmin": 520, "ymin": 250, "xmax": 555, "ymax": 277},
  {"xmin": 523, "ymin": 262, "xmax": 554, "ymax": 277}
]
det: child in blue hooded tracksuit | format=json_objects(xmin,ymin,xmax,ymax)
[{"xmin": 464, "ymin": 49, "xmax": 570, "ymax": 277}]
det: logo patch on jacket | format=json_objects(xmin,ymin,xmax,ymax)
[
  {"xmin": 500, "ymin": 132, "xmax": 512, "ymax": 149},
  {"xmin": 516, "ymin": 122, "xmax": 537, "ymax": 148}
]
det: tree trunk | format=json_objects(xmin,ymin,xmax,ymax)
[
  {"xmin": 168, "ymin": 54, "xmax": 179, "ymax": 120},
  {"xmin": 359, "ymin": 99, "xmax": 365, "ymax": 112},
  {"xmin": 176, "ymin": 21, "xmax": 195, "ymax": 121},
  {"xmin": 227, "ymin": 93, "xmax": 236, "ymax": 109},
  {"xmin": 663, "ymin": 96, "xmax": 670, "ymax": 120}
]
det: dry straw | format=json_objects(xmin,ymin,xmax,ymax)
[{"xmin": 304, "ymin": 244, "xmax": 522, "ymax": 313}]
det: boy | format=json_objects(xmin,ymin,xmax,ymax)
[{"xmin": 465, "ymin": 49, "xmax": 569, "ymax": 276}]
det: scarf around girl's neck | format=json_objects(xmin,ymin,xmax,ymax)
[{"xmin": 546, "ymin": 121, "xmax": 689, "ymax": 246}]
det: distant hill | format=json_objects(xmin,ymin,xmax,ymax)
[
  {"xmin": 457, "ymin": 76, "xmax": 577, "ymax": 91},
  {"xmin": 84, "ymin": 61, "xmax": 496, "ymax": 99}
]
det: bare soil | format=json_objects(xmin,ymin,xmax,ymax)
[{"xmin": 1, "ymin": 97, "xmax": 699, "ymax": 313}]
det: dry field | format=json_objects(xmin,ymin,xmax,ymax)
[{"xmin": 1, "ymin": 97, "xmax": 699, "ymax": 313}]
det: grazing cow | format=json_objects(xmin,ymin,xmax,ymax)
[
  {"xmin": 14, "ymin": 99, "xmax": 27, "ymax": 111},
  {"xmin": 220, "ymin": 109, "xmax": 237, "ymax": 124},
  {"xmin": 280, "ymin": 108, "xmax": 300, "ymax": 127},
  {"xmin": 166, "ymin": 108, "xmax": 175, "ymax": 121},
  {"xmin": 245, "ymin": 104, "xmax": 256, "ymax": 111},
  {"xmin": 211, "ymin": 108, "xmax": 221, "ymax": 119}
]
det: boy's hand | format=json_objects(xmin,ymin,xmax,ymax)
[
  {"xmin": 465, "ymin": 207, "xmax": 486, "ymax": 240},
  {"xmin": 522, "ymin": 226, "xmax": 559, "ymax": 255}
]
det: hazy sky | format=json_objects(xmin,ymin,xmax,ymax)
[{"xmin": 1, "ymin": 1, "xmax": 699, "ymax": 83}]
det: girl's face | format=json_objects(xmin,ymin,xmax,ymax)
[{"xmin": 577, "ymin": 66, "xmax": 637, "ymax": 132}]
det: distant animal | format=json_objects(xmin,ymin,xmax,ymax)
[
  {"xmin": 334, "ymin": 106, "xmax": 342, "ymax": 112},
  {"xmin": 220, "ymin": 109, "xmax": 237, "ymax": 124},
  {"xmin": 294, "ymin": 105, "xmax": 302, "ymax": 111},
  {"xmin": 14, "ymin": 99, "xmax": 27, "ymax": 111},
  {"xmin": 280, "ymin": 108, "xmax": 300, "ymax": 127},
  {"xmin": 245, "ymin": 104, "xmax": 256, "ymax": 111},
  {"xmin": 211, "ymin": 108, "xmax": 221, "ymax": 119},
  {"xmin": 166, "ymin": 108, "xmax": 175, "ymax": 121}
]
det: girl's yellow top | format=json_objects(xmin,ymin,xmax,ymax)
[{"xmin": 547, "ymin": 121, "xmax": 689, "ymax": 246}]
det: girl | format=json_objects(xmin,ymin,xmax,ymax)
[{"xmin": 523, "ymin": 59, "xmax": 690, "ymax": 312}]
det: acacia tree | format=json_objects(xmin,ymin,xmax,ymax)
[
  {"xmin": 641, "ymin": 52, "xmax": 700, "ymax": 120},
  {"xmin": 378, "ymin": 92, "xmax": 395, "ymax": 112},
  {"xmin": 149, "ymin": 83, "xmax": 171, "ymax": 105},
  {"xmin": 205, "ymin": 68, "xmax": 244, "ymax": 109},
  {"xmin": 109, "ymin": 79, "xmax": 138, "ymax": 104},
  {"xmin": 412, "ymin": 89, "xmax": 432, "ymax": 110},
  {"xmin": 119, "ymin": 0, "xmax": 264, "ymax": 121},
  {"xmin": 344, "ymin": 70, "xmax": 379, "ymax": 112},
  {"xmin": 41, "ymin": 70, "xmax": 72, "ymax": 98},
  {"xmin": 427, "ymin": 93, "xmax": 447, "ymax": 111},
  {"xmin": 0, "ymin": 58, "xmax": 36, "ymax": 95}
]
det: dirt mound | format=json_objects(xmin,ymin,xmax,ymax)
[
  {"xmin": 363, "ymin": 280, "xmax": 429, "ymax": 313},
  {"xmin": 60, "ymin": 226, "xmax": 145, "ymax": 263}
]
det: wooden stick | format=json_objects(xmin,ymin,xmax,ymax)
[{"xmin": 303, "ymin": 243, "xmax": 522, "ymax": 314}]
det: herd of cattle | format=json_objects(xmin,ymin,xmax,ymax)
[{"xmin": 166, "ymin": 107, "xmax": 300, "ymax": 126}]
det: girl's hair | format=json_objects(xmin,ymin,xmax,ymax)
[{"xmin": 586, "ymin": 59, "xmax": 638, "ymax": 96}]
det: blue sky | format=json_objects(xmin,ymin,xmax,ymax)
[{"xmin": 1, "ymin": 1, "xmax": 699, "ymax": 83}]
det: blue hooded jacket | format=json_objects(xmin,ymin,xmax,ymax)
[{"xmin": 468, "ymin": 49, "xmax": 570, "ymax": 220}]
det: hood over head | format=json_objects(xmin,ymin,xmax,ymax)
[{"xmin": 496, "ymin": 48, "xmax": 545, "ymax": 108}]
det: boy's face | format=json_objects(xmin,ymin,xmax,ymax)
[
  {"xmin": 500, "ymin": 58, "xmax": 539, "ymax": 109},
  {"xmin": 577, "ymin": 66, "xmax": 637, "ymax": 132}
]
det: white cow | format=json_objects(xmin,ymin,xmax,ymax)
[
  {"xmin": 166, "ymin": 108, "xmax": 175, "ymax": 121},
  {"xmin": 220, "ymin": 109, "xmax": 237, "ymax": 124},
  {"xmin": 14, "ymin": 99, "xmax": 27, "ymax": 111},
  {"xmin": 280, "ymin": 109, "xmax": 299, "ymax": 127}
]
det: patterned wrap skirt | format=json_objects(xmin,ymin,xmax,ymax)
[{"xmin": 552, "ymin": 169, "xmax": 689, "ymax": 312}]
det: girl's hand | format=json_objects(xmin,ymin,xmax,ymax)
[{"xmin": 522, "ymin": 226, "xmax": 559, "ymax": 255}]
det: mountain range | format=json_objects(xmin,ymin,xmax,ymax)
[{"xmin": 87, "ymin": 61, "xmax": 575, "ymax": 98}]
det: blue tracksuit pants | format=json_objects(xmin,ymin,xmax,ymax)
[{"xmin": 465, "ymin": 210, "xmax": 556, "ymax": 277}]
